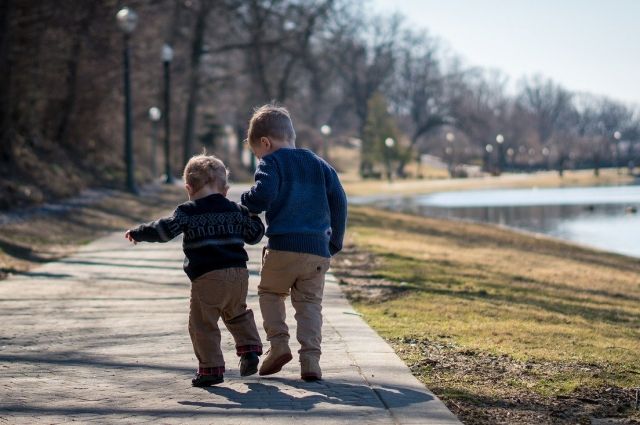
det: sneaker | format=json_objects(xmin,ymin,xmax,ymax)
[
  {"xmin": 191, "ymin": 373, "xmax": 224, "ymax": 387},
  {"xmin": 239, "ymin": 352, "xmax": 260, "ymax": 377},
  {"xmin": 258, "ymin": 343, "xmax": 293, "ymax": 376},
  {"xmin": 300, "ymin": 356, "xmax": 322, "ymax": 381}
]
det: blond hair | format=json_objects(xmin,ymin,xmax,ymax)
[
  {"xmin": 247, "ymin": 104, "xmax": 296, "ymax": 144},
  {"xmin": 182, "ymin": 154, "xmax": 229, "ymax": 192}
]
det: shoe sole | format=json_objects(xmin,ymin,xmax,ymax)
[
  {"xmin": 301, "ymin": 374, "xmax": 322, "ymax": 382},
  {"xmin": 258, "ymin": 353, "xmax": 293, "ymax": 376},
  {"xmin": 240, "ymin": 358, "xmax": 260, "ymax": 377},
  {"xmin": 192, "ymin": 377, "xmax": 224, "ymax": 387}
]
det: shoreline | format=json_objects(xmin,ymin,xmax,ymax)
[{"xmin": 343, "ymin": 168, "xmax": 637, "ymax": 197}]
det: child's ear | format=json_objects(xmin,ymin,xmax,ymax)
[
  {"xmin": 261, "ymin": 137, "xmax": 271, "ymax": 149},
  {"xmin": 185, "ymin": 183, "xmax": 193, "ymax": 195}
]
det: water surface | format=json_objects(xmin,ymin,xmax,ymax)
[{"xmin": 352, "ymin": 185, "xmax": 640, "ymax": 259}]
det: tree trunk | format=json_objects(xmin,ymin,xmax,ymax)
[
  {"xmin": 0, "ymin": 0, "xmax": 13, "ymax": 163},
  {"xmin": 182, "ymin": 0, "xmax": 213, "ymax": 167},
  {"xmin": 56, "ymin": 3, "xmax": 97, "ymax": 146},
  {"xmin": 557, "ymin": 154, "xmax": 566, "ymax": 177}
]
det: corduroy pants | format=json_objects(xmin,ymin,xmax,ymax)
[
  {"xmin": 258, "ymin": 248, "xmax": 331, "ymax": 359},
  {"xmin": 189, "ymin": 268, "xmax": 262, "ymax": 368}
]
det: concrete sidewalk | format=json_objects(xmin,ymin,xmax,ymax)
[{"xmin": 0, "ymin": 208, "xmax": 460, "ymax": 424}]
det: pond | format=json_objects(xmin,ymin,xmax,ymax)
[{"xmin": 351, "ymin": 184, "xmax": 640, "ymax": 259}]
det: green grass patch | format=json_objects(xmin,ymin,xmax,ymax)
[{"xmin": 339, "ymin": 206, "xmax": 640, "ymax": 399}]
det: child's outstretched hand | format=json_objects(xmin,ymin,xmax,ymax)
[{"xmin": 125, "ymin": 230, "xmax": 137, "ymax": 245}]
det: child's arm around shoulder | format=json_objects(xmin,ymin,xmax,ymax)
[
  {"xmin": 240, "ymin": 156, "xmax": 280, "ymax": 214},
  {"xmin": 239, "ymin": 204, "xmax": 265, "ymax": 245},
  {"xmin": 125, "ymin": 205, "xmax": 185, "ymax": 245}
]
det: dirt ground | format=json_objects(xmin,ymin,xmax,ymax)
[{"xmin": 332, "ymin": 244, "xmax": 640, "ymax": 425}]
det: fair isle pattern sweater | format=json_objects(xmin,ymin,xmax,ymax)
[
  {"xmin": 241, "ymin": 148, "xmax": 347, "ymax": 258},
  {"xmin": 129, "ymin": 193, "xmax": 265, "ymax": 281}
]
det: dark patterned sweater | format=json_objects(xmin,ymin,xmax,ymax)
[{"xmin": 128, "ymin": 193, "xmax": 265, "ymax": 281}]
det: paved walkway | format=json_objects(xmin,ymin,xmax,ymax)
[{"xmin": 0, "ymin": 197, "xmax": 460, "ymax": 424}]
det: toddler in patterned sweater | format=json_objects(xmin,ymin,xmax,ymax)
[{"xmin": 125, "ymin": 154, "xmax": 264, "ymax": 387}]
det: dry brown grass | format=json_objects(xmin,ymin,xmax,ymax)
[
  {"xmin": 0, "ymin": 184, "xmax": 185, "ymax": 279},
  {"xmin": 334, "ymin": 206, "xmax": 640, "ymax": 424}
]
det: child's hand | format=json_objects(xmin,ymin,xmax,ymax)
[{"xmin": 125, "ymin": 230, "xmax": 138, "ymax": 245}]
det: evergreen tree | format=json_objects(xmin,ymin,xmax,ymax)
[{"xmin": 361, "ymin": 92, "xmax": 401, "ymax": 179}]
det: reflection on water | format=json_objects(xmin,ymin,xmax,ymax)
[{"xmin": 354, "ymin": 185, "xmax": 640, "ymax": 259}]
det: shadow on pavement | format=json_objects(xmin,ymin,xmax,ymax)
[
  {"xmin": 177, "ymin": 378, "xmax": 432, "ymax": 410},
  {"xmin": 0, "ymin": 353, "xmax": 193, "ymax": 374}
]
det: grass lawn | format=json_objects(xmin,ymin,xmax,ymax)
[{"xmin": 333, "ymin": 205, "xmax": 640, "ymax": 424}]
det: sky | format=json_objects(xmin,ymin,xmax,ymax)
[{"xmin": 372, "ymin": 0, "xmax": 640, "ymax": 105}]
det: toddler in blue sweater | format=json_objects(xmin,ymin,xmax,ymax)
[{"xmin": 241, "ymin": 104, "xmax": 347, "ymax": 381}]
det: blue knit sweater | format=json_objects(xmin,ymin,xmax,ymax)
[{"xmin": 241, "ymin": 148, "xmax": 348, "ymax": 258}]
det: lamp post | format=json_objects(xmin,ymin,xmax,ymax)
[
  {"xmin": 148, "ymin": 107, "xmax": 161, "ymax": 178},
  {"xmin": 542, "ymin": 146, "xmax": 550, "ymax": 170},
  {"xmin": 528, "ymin": 148, "xmax": 535, "ymax": 170},
  {"xmin": 162, "ymin": 44, "xmax": 174, "ymax": 183},
  {"xmin": 496, "ymin": 134, "xmax": 504, "ymax": 174},
  {"xmin": 384, "ymin": 137, "xmax": 395, "ymax": 182},
  {"xmin": 445, "ymin": 132, "xmax": 455, "ymax": 177},
  {"xmin": 320, "ymin": 124, "xmax": 331, "ymax": 161},
  {"xmin": 484, "ymin": 144, "xmax": 494, "ymax": 173},
  {"xmin": 506, "ymin": 147, "xmax": 515, "ymax": 169},
  {"xmin": 613, "ymin": 130, "xmax": 622, "ymax": 174},
  {"xmin": 116, "ymin": 7, "xmax": 138, "ymax": 194}
]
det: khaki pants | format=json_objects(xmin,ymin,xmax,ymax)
[
  {"xmin": 258, "ymin": 248, "xmax": 331, "ymax": 359},
  {"xmin": 189, "ymin": 268, "xmax": 262, "ymax": 368}
]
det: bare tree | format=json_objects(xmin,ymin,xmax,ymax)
[
  {"xmin": 453, "ymin": 69, "xmax": 510, "ymax": 172},
  {"xmin": 326, "ymin": 12, "xmax": 402, "ymax": 174},
  {"xmin": 519, "ymin": 75, "xmax": 573, "ymax": 174},
  {"xmin": 389, "ymin": 30, "xmax": 453, "ymax": 176},
  {"xmin": 182, "ymin": 0, "xmax": 214, "ymax": 166},
  {"xmin": 0, "ymin": 0, "xmax": 14, "ymax": 164}
]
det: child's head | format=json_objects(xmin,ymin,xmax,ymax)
[
  {"xmin": 246, "ymin": 104, "xmax": 296, "ymax": 158},
  {"xmin": 182, "ymin": 154, "xmax": 229, "ymax": 198}
]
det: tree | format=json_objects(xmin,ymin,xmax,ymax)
[
  {"xmin": 182, "ymin": 0, "xmax": 214, "ymax": 167},
  {"xmin": 453, "ymin": 69, "xmax": 510, "ymax": 172},
  {"xmin": 519, "ymin": 75, "xmax": 573, "ymax": 175},
  {"xmin": 361, "ymin": 92, "xmax": 401, "ymax": 178},
  {"xmin": 328, "ymin": 13, "xmax": 401, "ymax": 139},
  {"xmin": 389, "ymin": 30, "xmax": 451, "ymax": 177}
]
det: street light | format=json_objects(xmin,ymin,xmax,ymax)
[
  {"xmin": 484, "ymin": 144, "xmax": 493, "ymax": 173},
  {"xmin": 445, "ymin": 132, "xmax": 455, "ymax": 176},
  {"xmin": 528, "ymin": 148, "xmax": 536, "ymax": 170},
  {"xmin": 320, "ymin": 124, "xmax": 331, "ymax": 161},
  {"xmin": 116, "ymin": 7, "xmax": 138, "ymax": 194},
  {"xmin": 614, "ymin": 130, "xmax": 622, "ymax": 174},
  {"xmin": 148, "ymin": 107, "xmax": 161, "ymax": 178},
  {"xmin": 542, "ymin": 146, "xmax": 550, "ymax": 170},
  {"xmin": 384, "ymin": 137, "xmax": 395, "ymax": 182},
  {"xmin": 496, "ymin": 134, "xmax": 505, "ymax": 174},
  {"xmin": 507, "ymin": 147, "xmax": 515, "ymax": 166},
  {"xmin": 162, "ymin": 43, "xmax": 174, "ymax": 183}
]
